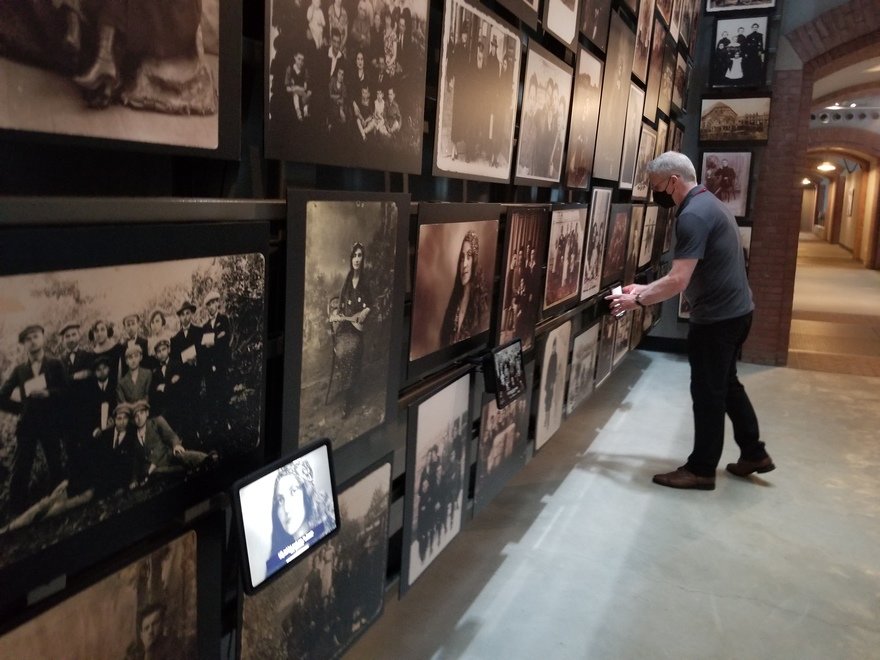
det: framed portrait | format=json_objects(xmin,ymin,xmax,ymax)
[
  {"xmin": 579, "ymin": 0, "xmax": 612, "ymax": 52},
  {"xmin": 633, "ymin": 0, "xmax": 656, "ymax": 84},
  {"xmin": 535, "ymin": 320, "xmax": 571, "ymax": 451},
  {"xmin": 710, "ymin": 15, "xmax": 769, "ymax": 88},
  {"xmin": 594, "ymin": 314, "xmax": 616, "ymax": 387},
  {"xmin": 265, "ymin": 0, "xmax": 429, "ymax": 173},
  {"xmin": 679, "ymin": 0, "xmax": 694, "ymax": 48},
  {"xmin": 639, "ymin": 205, "xmax": 659, "ymax": 268},
  {"xmin": 613, "ymin": 313, "xmax": 633, "ymax": 366},
  {"xmin": 670, "ymin": 122, "xmax": 684, "ymax": 152},
  {"xmin": 624, "ymin": 205, "xmax": 645, "ymax": 285},
  {"xmin": 619, "ymin": 83, "xmax": 646, "ymax": 190},
  {"xmin": 656, "ymin": 0, "xmax": 674, "ymax": 25},
  {"xmin": 655, "ymin": 118, "xmax": 669, "ymax": 158},
  {"xmin": 669, "ymin": 0, "xmax": 684, "ymax": 42},
  {"xmin": 542, "ymin": 205, "xmax": 588, "ymax": 318},
  {"xmin": 593, "ymin": 12, "xmax": 636, "ymax": 181},
  {"xmin": 496, "ymin": 0, "xmax": 542, "ymax": 30},
  {"xmin": 402, "ymin": 373, "xmax": 470, "ymax": 593},
  {"xmin": 643, "ymin": 18, "xmax": 667, "ymax": 123},
  {"xmin": 632, "ymin": 124, "xmax": 658, "ymax": 201},
  {"xmin": 658, "ymin": 34, "xmax": 677, "ymax": 118},
  {"xmin": 671, "ymin": 53, "xmax": 689, "ymax": 112},
  {"xmin": 701, "ymin": 150, "xmax": 752, "ymax": 218},
  {"xmin": 240, "ymin": 455, "xmax": 392, "ymax": 659},
  {"xmin": 601, "ymin": 204, "xmax": 632, "ymax": 288},
  {"xmin": 565, "ymin": 48, "xmax": 604, "ymax": 190},
  {"xmin": 661, "ymin": 205, "xmax": 676, "ymax": 253},
  {"xmin": 700, "ymin": 96, "xmax": 771, "ymax": 142},
  {"xmin": 0, "ymin": 199, "xmax": 268, "ymax": 585},
  {"xmin": 566, "ymin": 322, "xmax": 599, "ymax": 415},
  {"xmin": 581, "ymin": 187, "xmax": 612, "ymax": 301},
  {"xmin": 409, "ymin": 204, "xmax": 500, "ymax": 380},
  {"xmin": 0, "ymin": 1, "xmax": 241, "ymax": 158},
  {"xmin": 283, "ymin": 191, "xmax": 408, "ymax": 454},
  {"xmin": 496, "ymin": 206, "xmax": 550, "ymax": 353},
  {"xmin": 434, "ymin": 0, "xmax": 522, "ymax": 183},
  {"xmin": 706, "ymin": 0, "xmax": 775, "ymax": 12},
  {"xmin": 544, "ymin": 0, "xmax": 581, "ymax": 51},
  {"xmin": 514, "ymin": 42, "xmax": 574, "ymax": 187}
]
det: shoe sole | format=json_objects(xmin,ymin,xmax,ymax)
[
  {"xmin": 652, "ymin": 477, "xmax": 716, "ymax": 490},
  {"xmin": 726, "ymin": 462, "xmax": 776, "ymax": 477}
]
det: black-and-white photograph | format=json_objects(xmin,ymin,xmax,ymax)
[
  {"xmin": 579, "ymin": 0, "xmax": 612, "ymax": 52},
  {"xmin": 701, "ymin": 151, "xmax": 752, "ymax": 218},
  {"xmin": 565, "ymin": 48, "xmax": 604, "ymax": 190},
  {"xmin": 404, "ymin": 374, "xmax": 470, "ymax": 591},
  {"xmin": 700, "ymin": 96, "xmax": 771, "ymax": 142},
  {"xmin": 497, "ymin": 207, "xmax": 548, "ymax": 353},
  {"xmin": 0, "ymin": 532, "xmax": 196, "ymax": 658},
  {"xmin": 594, "ymin": 314, "xmax": 616, "ymax": 387},
  {"xmin": 240, "ymin": 460, "xmax": 391, "ymax": 660},
  {"xmin": 266, "ymin": 0, "xmax": 429, "ymax": 173},
  {"xmin": 658, "ymin": 34, "xmax": 677, "ymax": 117},
  {"xmin": 0, "ymin": 249, "xmax": 265, "ymax": 568},
  {"xmin": 613, "ymin": 312, "xmax": 633, "ymax": 366},
  {"xmin": 495, "ymin": 0, "xmax": 541, "ymax": 29},
  {"xmin": 632, "ymin": 123, "xmax": 658, "ymax": 200},
  {"xmin": 593, "ymin": 12, "xmax": 635, "ymax": 181},
  {"xmin": 566, "ymin": 323, "xmax": 599, "ymax": 415},
  {"xmin": 544, "ymin": 0, "xmax": 581, "ymax": 51},
  {"xmin": 619, "ymin": 83, "xmax": 646, "ymax": 189},
  {"xmin": 671, "ymin": 52, "xmax": 689, "ymax": 112},
  {"xmin": 707, "ymin": 0, "xmax": 775, "ymax": 12},
  {"xmin": 624, "ymin": 205, "xmax": 645, "ymax": 285},
  {"xmin": 0, "ymin": 1, "xmax": 230, "ymax": 153},
  {"xmin": 601, "ymin": 204, "xmax": 631, "ymax": 288},
  {"xmin": 643, "ymin": 17, "xmax": 666, "ymax": 123},
  {"xmin": 633, "ymin": 0, "xmax": 656, "ymax": 84},
  {"xmin": 434, "ymin": 0, "xmax": 522, "ymax": 182},
  {"xmin": 542, "ymin": 206, "xmax": 588, "ymax": 315},
  {"xmin": 286, "ymin": 194, "xmax": 406, "ymax": 451},
  {"xmin": 710, "ymin": 15, "xmax": 768, "ymax": 88},
  {"xmin": 410, "ymin": 208, "xmax": 500, "ymax": 367},
  {"xmin": 515, "ymin": 43, "xmax": 573, "ymax": 186},
  {"xmin": 475, "ymin": 384, "xmax": 529, "ymax": 513},
  {"xmin": 535, "ymin": 321, "xmax": 571, "ymax": 451},
  {"xmin": 581, "ymin": 186, "xmax": 612, "ymax": 301},
  {"xmin": 639, "ymin": 205, "xmax": 659, "ymax": 268},
  {"xmin": 490, "ymin": 341, "xmax": 526, "ymax": 409}
]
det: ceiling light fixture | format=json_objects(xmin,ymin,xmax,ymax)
[
  {"xmin": 817, "ymin": 161, "xmax": 836, "ymax": 172},
  {"xmin": 801, "ymin": 178, "xmax": 812, "ymax": 185},
  {"xmin": 850, "ymin": 102, "xmax": 857, "ymax": 108}
]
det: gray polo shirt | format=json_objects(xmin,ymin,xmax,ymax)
[{"xmin": 674, "ymin": 186, "xmax": 753, "ymax": 324}]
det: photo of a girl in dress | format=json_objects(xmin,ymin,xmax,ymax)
[{"xmin": 441, "ymin": 231, "xmax": 490, "ymax": 345}]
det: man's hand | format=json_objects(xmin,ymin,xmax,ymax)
[{"xmin": 172, "ymin": 445, "xmax": 185, "ymax": 457}]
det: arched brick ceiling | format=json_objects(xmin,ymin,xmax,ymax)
[{"xmin": 786, "ymin": 0, "xmax": 880, "ymax": 64}]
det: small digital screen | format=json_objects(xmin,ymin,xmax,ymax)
[
  {"xmin": 233, "ymin": 440, "xmax": 339, "ymax": 593},
  {"xmin": 491, "ymin": 339, "xmax": 526, "ymax": 409}
]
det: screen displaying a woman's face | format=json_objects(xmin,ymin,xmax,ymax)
[
  {"xmin": 352, "ymin": 248, "xmax": 364, "ymax": 272},
  {"xmin": 459, "ymin": 240, "xmax": 473, "ymax": 286},
  {"xmin": 275, "ymin": 475, "xmax": 307, "ymax": 535}
]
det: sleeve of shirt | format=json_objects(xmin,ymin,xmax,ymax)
[{"xmin": 674, "ymin": 209, "xmax": 708, "ymax": 260}]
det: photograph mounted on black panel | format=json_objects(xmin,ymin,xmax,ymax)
[
  {"xmin": 580, "ymin": 0, "xmax": 611, "ymax": 52},
  {"xmin": 565, "ymin": 48, "xmax": 603, "ymax": 190},
  {"xmin": 710, "ymin": 15, "xmax": 768, "ymax": 88},
  {"xmin": 543, "ymin": 0, "xmax": 581, "ymax": 51},
  {"xmin": 619, "ymin": 83, "xmax": 646, "ymax": 190},
  {"xmin": 594, "ymin": 314, "xmax": 616, "ymax": 387},
  {"xmin": 240, "ymin": 457, "xmax": 391, "ymax": 660},
  {"xmin": 0, "ymin": 0, "xmax": 240, "ymax": 156},
  {"xmin": 671, "ymin": 53, "xmax": 690, "ymax": 113},
  {"xmin": 658, "ymin": 34, "xmax": 677, "ymax": 118},
  {"xmin": 283, "ymin": 191, "xmax": 408, "ymax": 452},
  {"xmin": 515, "ymin": 42, "xmax": 573, "ymax": 187},
  {"xmin": 624, "ymin": 205, "xmax": 645, "ymax": 285},
  {"xmin": 485, "ymin": 340, "xmax": 526, "ymax": 410},
  {"xmin": 0, "ymin": 531, "xmax": 197, "ymax": 658},
  {"xmin": 701, "ymin": 151, "xmax": 752, "ymax": 218},
  {"xmin": 633, "ymin": 0, "xmax": 656, "ymax": 84},
  {"xmin": 613, "ymin": 312, "xmax": 633, "ymax": 366},
  {"xmin": 707, "ymin": 0, "xmax": 775, "ymax": 12},
  {"xmin": 265, "ymin": 0, "xmax": 428, "ymax": 173},
  {"xmin": 402, "ymin": 374, "xmax": 470, "ymax": 593},
  {"xmin": 434, "ymin": 0, "xmax": 522, "ymax": 183},
  {"xmin": 656, "ymin": 0, "xmax": 673, "ymax": 25},
  {"xmin": 410, "ymin": 204, "xmax": 499, "ymax": 379},
  {"xmin": 601, "ymin": 204, "xmax": 632, "ymax": 288},
  {"xmin": 632, "ymin": 124, "xmax": 658, "ymax": 201},
  {"xmin": 643, "ymin": 17, "xmax": 666, "ymax": 123},
  {"xmin": 593, "ymin": 12, "xmax": 635, "ymax": 181},
  {"xmin": 581, "ymin": 187, "xmax": 612, "ymax": 301},
  {"xmin": 566, "ymin": 322, "xmax": 599, "ymax": 415},
  {"xmin": 0, "ymin": 218, "xmax": 266, "ymax": 572},
  {"xmin": 543, "ymin": 206, "xmax": 587, "ymax": 318},
  {"xmin": 535, "ymin": 321, "xmax": 571, "ymax": 451},
  {"xmin": 497, "ymin": 206, "xmax": 549, "ymax": 353},
  {"xmin": 495, "ymin": 0, "xmax": 541, "ymax": 30},
  {"xmin": 639, "ymin": 205, "xmax": 659, "ymax": 268},
  {"xmin": 700, "ymin": 96, "xmax": 771, "ymax": 142}
]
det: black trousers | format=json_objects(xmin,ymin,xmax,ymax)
[{"xmin": 685, "ymin": 312, "xmax": 766, "ymax": 477}]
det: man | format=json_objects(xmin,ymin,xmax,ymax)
[
  {"xmin": 150, "ymin": 338, "xmax": 184, "ymax": 429},
  {"xmin": 170, "ymin": 301, "xmax": 203, "ymax": 444},
  {"xmin": 119, "ymin": 313, "xmax": 151, "ymax": 375},
  {"xmin": 384, "ymin": 86, "xmax": 402, "ymax": 135},
  {"xmin": 59, "ymin": 322, "xmax": 93, "ymax": 381},
  {"xmin": 199, "ymin": 291, "xmax": 231, "ymax": 436},
  {"xmin": 96, "ymin": 402, "xmax": 137, "ymax": 495},
  {"xmin": 0, "ymin": 325, "xmax": 68, "ymax": 517},
  {"xmin": 125, "ymin": 602, "xmax": 172, "ymax": 660},
  {"xmin": 742, "ymin": 22, "xmax": 765, "ymax": 85},
  {"xmin": 285, "ymin": 51, "xmax": 312, "ymax": 121},
  {"xmin": 58, "ymin": 322, "xmax": 95, "ymax": 496},
  {"xmin": 117, "ymin": 345, "xmax": 152, "ymax": 404},
  {"xmin": 607, "ymin": 151, "xmax": 771, "ymax": 490}
]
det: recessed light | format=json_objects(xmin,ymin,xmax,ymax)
[
  {"xmin": 850, "ymin": 102, "xmax": 857, "ymax": 108},
  {"xmin": 801, "ymin": 178, "xmax": 812, "ymax": 185},
  {"xmin": 817, "ymin": 162, "xmax": 836, "ymax": 172}
]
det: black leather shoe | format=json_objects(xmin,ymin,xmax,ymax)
[
  {"xmin": 726, "ymin": 455, "xmax": 775, "ymax": 477},
  {"xmin": 652, "ymin": 467, "xmax": 715, "ymax": 490}
]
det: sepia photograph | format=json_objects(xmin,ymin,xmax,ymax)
[
  {"xmin": 0, "ymin": 532, "xmax": 196, "ymax": 658},
  {"xmin": 658, "ymin": 34, "xmax": 677, "ymax": 117},
  {"xmin": 497, "ymin": 206, "xmax": 549, "ymax": 353},
  {"xmin": 515, "ymin": 43, "xmax": 574, "ymax": 186},
  {"xmin": 403, "ymin": 374, "xmax": 470, "ymax": 592},
  {"xmin": 656, "ymin": 0, "xmax": 674, "ymax": 25},
  {"xmin": 535, "ymin": 321, "xmax": 571, "ymax": 451},
  {"xmin": 544, "ymin": 0, "xmax": 581, "ymax": 51},
  {"xmin": 266, "ymin": 0, "xmax": 429, "ymax": 173},
  {"xmin": 581, "ymin": 186, "xmax": 612, "ymax": 301},
  {"xmin": 669, "ymin": 0, "xmax": 683, "ymax": 42},
  {"xmin": 579, "ymin": 0, "xmax": 612, "ymax": 52},
  {"xmin": 707, "ymin": 0, "xmax": 775, "ymax": 12},
  {"xmin": 0, "ymin": 1, "xmax": 233, "ymax": 154},
  {"xmin": 633, "ymin": 0, "xmax": 656, "ymax": 84},
  {"xmin": 593, "ymin": 12, "xmax": 635, "ymax": 181},
  {"xmin": 700, "ymin": 96, "xmax": 771, "ymax": 142},
  {"xmin": 639, "ymin": 205, "xmax": 659, "ymax": 268},
  {"xmin": 701, "ymin": 151, "xmax": 752, "ymax": 218},
  {"xmin": 624, "ymin": 205, "xmax": 645, "ymax": 285},
  {"xmin": 285, "ymin": 192, "xmax": 408, "ymax": 452},
  {"xmin": 601, "ymin": 204, "xmax": 632, "ymax": 288},
  {"xmin": 565, "ymin": 48, "xmax": 604, "ymax": 190},
  {"xmin": 543, "ymin": 206, "xmax": 588, "ymax": 315},
  {"xmin": 710, "ymin": 15, "xmax": 768, "ymax": 88},
  {"xmin": 619, "ymin": 83, "xmax": 646, "ymax": 190},
  {"xmin": 594, "ymin": 314, "xmax": 616, "ymax": 387},
  {"xmin": 496, "ymin": 0, "xmax": 541, "ymax": 29},
  {"xmin": 632, "ymin": 123, "xmax": 658, "ymax": 200},
  {"xmin": 566, "ymin": 323, "xmax": 599, "ymax": 415},
  {"xmin": 655, "ymin": 118, "xmax": 669, "ymax": 158},
  {"xmin": 410, "ymin": 206, "xmax": 500, "ymax": 370},
  {"xmin": 240, "ymin": 459, "xmax": 391, "ymax": 660},
  {"xmin": 661, "ymin": 205, "xmax": 676, "ymax": 253},
  {"xmin": 671, "ymin": 52, "xmax": 689, "ymax": 112},
  {"xmin": 434, "ymin": 0, "xmax": 522, "ymax": 182},
  {"xmin": 643, "ymin": 17, "xmax": 667, "ymax": 123},
  {"xmin": 613, "ymin": 312, "xmax": 633, "ymax": 366}
]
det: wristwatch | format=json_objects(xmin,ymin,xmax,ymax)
[{"xmin": 635, "ymin": 292, "xmax": 646, "ymax": 308}]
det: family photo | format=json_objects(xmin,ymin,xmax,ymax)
[
  {"xmin": 535, "ymin": 322, "xmax": 571, "ymax": 451},
  {"xmin": 476, "ymin": 391, "xmax": 529, "ymax": 512},
  {"xmin": 581, "ymin": 187, "xmax": 612, "ymax": 301},
  {"xmin": 566, "ymin": 324, "xmax": 599, "ymax": 415},
  {"xmin": 543, "ymin": 208, "xmax": 587, "ymax": 313},
  {"xmin": 565, "ymin": 48, "xmax": 603, "ymax": 189},
  {"xmin": 702, "ymin": 151, "xmax": 752, "ymax": 217},
  {"xmin": 593, "ymin": 13, "xmax": 635, "ymax": 181},
  {"xmin": 710, "ymin": 16, "xmax": 768, "ymax": 88}
]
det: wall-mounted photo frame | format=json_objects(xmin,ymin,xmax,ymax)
[
  {"xmin": 240, "ymin": 455, "xmax": 392, "ymax": 659},
  {"xmin": 283, "ymin": 190, "xmax": 409, "ymax": 454},
  {"xmin": 633, "ymin": 0, "xmax": 656, "ymax": 84},
  {"xmin": 632, "ymin": 124, "xmax": 658, "ymax": 201},
  {"xmin": 544, "ymin": 0, "xmax": 581, "ymax": 51},
  {"xmin": 581, "ymin": 187, "xmax": 612, "ymax": 301},
  {"xmin": 671, "ymin": 53, "xmax": 689, "ymax": 113},
  {"xmin": 496, "ymin": 0, "xmax": 542, "ymax": 30},
  {"xmin": 594, "ymin": 314, "xmax": 616, "ymax": 387},
  {"xmin": 706, "ymin": 0, "xmax": 775, "ymax": 12},
  {"xmin": 265, "ymin": 0, "xmax": 429, "ymax": 173},
  {"xmin": 565, "ymin": 48, "xmax": 604, "ymax": 190},
  {"xmin": 613, "ymin": 313, "xmax": 633, "ymax": 366},
  {"xmin": 580, "ymin": 0, "xmax": 612, "ymax": 52},
  {"xmin": 496, "ymin": 206, "xmax": 550, "ymax": 353},
  {"xmin": 639, "ymin": 205, "xmax": 659, "ymax": 268},
  {"xmin": 542, "ymin": 205, "xmax": 588, "ymax": 318},
  {"xmin": 410, "ymin": 204, "xmax": 500, "ymax": 380},
  {"xmin": 700, "ymin": 96, "xmax": 771, "ymax": 142},
  {"xmin": 658, "ymin": 34, "xmax": 677, "ymax": 118},
  {"xmin": 643, "ymin": 18, "xmax": 667, "ymax": 123},
  {"xmin": 701, "ymin": 150, "xmax": 752, "ymax": 218},
  {"xmin": 619, "ymin": 83, "xmax": 647, "ymax": 190},
  {"xmin": 601, "ymin": 204, "xmax": 632, "ymax": 288},
  {"xmin": 566, "ymin": 322, "xmax": 599, "ymax": 415},
  {"xmin": 655, "ymin": 118, "xmax": 669, "ymax": 158},
  {"xmin": 710, "ymin": 14, "xmax": 769, "ymax": 88},
  {"xmin": 656, "ymin": 0, "xmax": 674, "ymax": 25},
  {"xmin": 401, "ymin": 372, "xmax": 470, "ymax": 594},
  {"xmin": 434, "ymin": 0, "xmax": 522, "ymax": 183},
  {"xmin": 535, "ymin": 320, "xmax": 571, "ymax": 451},
  {"xmin": 514, "ymin": 42, "xmax": 574, "ymax": 187},
  {"xmin": 624, "ymin": 205, "xmax": 645, "ymax": 285},
  {"xmin": 0, "ymin": 1, "xmax": 241, "ymax": 158},
  {"xmin": 669, "ymin": 0, "xmax": 684, "ymax": 42}
]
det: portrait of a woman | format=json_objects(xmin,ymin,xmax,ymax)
[
  {"xmin": 147, "ymin": 309, "xmax": 171, "ymax": 358},
  {"xmin": 441, "ymin": 231, "xmax": 489, "ymax": 346}
]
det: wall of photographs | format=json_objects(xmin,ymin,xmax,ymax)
[{"xmin": 0, "ymin": 0, "xmax": 705, "ymax": 655}]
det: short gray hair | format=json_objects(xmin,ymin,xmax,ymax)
[{"xmin": 646, "ymin": 151, "xmax": 697, "ymax": 183}]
